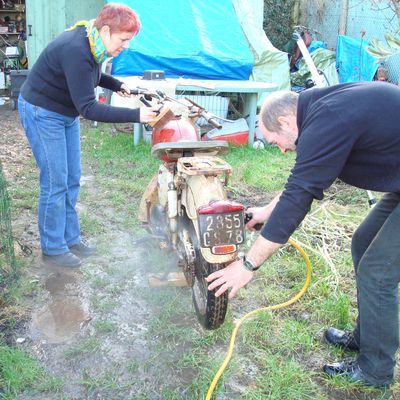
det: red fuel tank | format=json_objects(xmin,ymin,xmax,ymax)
[{"xmin": 152, "ymin": 119, "xmax": 200, "ymax": 146}]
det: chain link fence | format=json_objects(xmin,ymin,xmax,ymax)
[
  {"xmin": 263, "ymin": 0, "xmax": 400, "ymax": 85},
  {"xmin": 0, "ymin": 164, "xmax": 18, "ymax": 292},
  {"xmin": 297, "ymin": 0, "xmax": 400, "ymax": 84}
]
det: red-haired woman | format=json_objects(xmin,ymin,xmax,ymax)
[{"xmin": 18, "ymin": 3, "xmax": 156, "ymax": 268}]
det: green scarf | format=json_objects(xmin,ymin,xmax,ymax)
[{"xmin": 66, "ymin": 19, "xmax": 108, "ymax": 64}]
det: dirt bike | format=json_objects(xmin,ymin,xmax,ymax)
[{"xmin": 135, "ymin": 88, "xmax": 246, "ymax": 330}]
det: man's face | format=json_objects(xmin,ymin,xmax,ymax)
[
  {"xmin": 260, "ymin": 114, "xmax": 299, "ymax": 154},
  {"xmin": 100, "ymin": 26, "xmax": 134, "ymax": 57}
]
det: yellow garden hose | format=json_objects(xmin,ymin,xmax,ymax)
[{"xmin": 205, "ymin": 238, "xmax": 313, "ymax": 400}]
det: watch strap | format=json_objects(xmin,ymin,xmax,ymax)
[{"xmin": 242, "ymin": 255, "xmax": 260, "ymax": 272}]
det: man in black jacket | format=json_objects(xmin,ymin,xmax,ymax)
[{"xmin": 207, "ymin": 82, "xmax": 400, "ymax": 387}]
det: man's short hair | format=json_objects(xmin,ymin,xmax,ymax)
[{"xmin": 261, "ymin": 91, "xmax": 299, "ymax": 132}]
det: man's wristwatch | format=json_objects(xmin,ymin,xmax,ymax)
[{"xmin": 242, "ymin": 255, "xmax": 261, "ymax": 272}]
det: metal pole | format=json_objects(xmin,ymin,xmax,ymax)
[{"xmin": 293, "ymin": 31, "xmax": 325, "ymax": 87}]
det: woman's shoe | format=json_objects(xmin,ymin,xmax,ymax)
[
  {"xmin": 69, "ymin": 241, "xmax": 96, "ymax": 258},
  {"xmin": 42, "ymin": 252, "xmax": 81, "ymax": 268}
]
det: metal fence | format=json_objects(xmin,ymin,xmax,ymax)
[
  {"xmin": 298, "ymin": 0, "xmax": 399, "ymax": 48},
  {"xmin": 0, "ymin": 164, "xmax": 18, "ymax": 291}
]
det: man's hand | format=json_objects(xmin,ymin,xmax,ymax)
[
  {"xmin": 246, "ymin": 192, "xmax": 283, "ymax": 230},
  {"xmin": 246, "ymin": 206, "xmax": 269, "ymax": 230},
  {"xmin": 206, "ymin": 260, "xmax": 254, "ymax": 298}
]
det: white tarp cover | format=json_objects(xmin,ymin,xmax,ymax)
[{"xmin": 231, "ymin": 0, "xmax": 291, "ymax": 103}]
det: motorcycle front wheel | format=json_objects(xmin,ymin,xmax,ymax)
[{"xmin": 192, "ymin": 255, "xmax": 229, "ymax": 330}]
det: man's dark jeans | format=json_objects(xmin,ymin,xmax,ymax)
[{"xmin": 351, "ymin": 192, "xmax": 400, "ymax": 384}]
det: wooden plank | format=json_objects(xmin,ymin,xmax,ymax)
[{"xmin": 148, "ymin": 272, "xmax": 188, "ymax": 288}]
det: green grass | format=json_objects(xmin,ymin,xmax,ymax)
[
  {"xmin": 6, "ymin": 121, "xmax": 397, "ymax": 399},
  {"xmin": 64, "ymin": 336, "xmax": 101, "ymax": 358},
  {"xmin": 0, "ymin": 345, "xmax": 42, "ymax": 394},
  {"xmin": 93, "ymin": 320, "xmax": 117, "ymax": 334},
  {"xmin": 0, "ymin": 343, "xmax": 63, "ymax": 399},
  {"xmin": 226, "ymin": 144, "xmax": 296, "ymax": 192},
  {"xmin": 242, "ymin": 352, "xmax": 323, "ymax": 400},
  {"xmin": 74, "ymin": 125, "xmax": 400, "ymax": 398}
]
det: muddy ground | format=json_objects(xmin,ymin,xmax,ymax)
[{"xmin": 1, "ymin": 98, "xmax": 204, "ymax": 399}]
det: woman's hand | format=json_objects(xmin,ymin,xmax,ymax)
[
  {"xmin": 139, "ymin": 107, "xmax": 158, "ymax": 123},
  {"xmin": 117, "ymin": 83, "xmax": 132, "ymax": 98}
]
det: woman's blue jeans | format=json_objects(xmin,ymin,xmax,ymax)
[{"xmin": 18, "ymin": 95, "xmax": 81, "ymax": 255}]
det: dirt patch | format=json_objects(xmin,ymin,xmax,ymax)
[{"xmin": 1, "ymin": 99, "xmax": 194, "ymax": 398}]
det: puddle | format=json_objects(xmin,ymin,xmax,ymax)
[
  {"xmin": 31, "ymin": 298, "xmax": 89, "ymax": 344},
  {"xmin": 44, "ymin": 271, "xmax": 77, "ymax": 294},
  {"xmin": 31, "ymin": 270, "xmax": 90, "ymax": 344}
]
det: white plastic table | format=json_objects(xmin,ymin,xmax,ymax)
[{"xmin": 111, "ymin": 77, "xmax": 277, "ymax": 146}]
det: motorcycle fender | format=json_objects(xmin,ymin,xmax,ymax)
[
  {"xmin": 181, "ymin": 175, "xmax": 226, "ymax": 220},
  {"xmin": 200, "ymin": 246, "xmax": 237, "ymax": 264},
  {"xmin": 182, "ymin": 175, "xmax": 236, "ymax": 264},
  {"xmin": 190, "ymin": 219, "xmax": 238, "ymax": 264}
]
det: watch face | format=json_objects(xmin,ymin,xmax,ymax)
[{"xmin": 244, "ymin": 259, "xmax": 256, "ymax": 271}]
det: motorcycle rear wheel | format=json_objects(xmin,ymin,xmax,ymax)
[{"xmin": 192, "ymin": 255, "xmax": 228, "ymax": 330}]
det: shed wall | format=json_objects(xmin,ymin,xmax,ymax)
[{"xmin": 26, "ymin": 0, "xmax": 105, "ymax": 66}]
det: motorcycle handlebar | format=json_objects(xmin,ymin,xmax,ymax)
[
  {"xmin": 130, "ymin": 88, "xmax": 224, "ymax": 129},
  {"xmin": 130, "ymin": 88, "xmax": 153, "ymax": 96},
  {"xmin": 200, "ymin": 111, "xmax": 222, "ymax": 129},
  {"xmin": 244, "ymin": 212, "xmax": 263, "ymax": 231}
]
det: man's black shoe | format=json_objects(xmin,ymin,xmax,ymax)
[
  {"xmin": 69, "ymin": 241, "xmax": 96, "ymax": 258},
  {"xmin": 323, "ymin": 360, "xmax": 393, "ymax": 387},
  {"xmin": 42, "ymin": 252, "xmax": 81, "ymax": 268},
  {"xmin": 324, "ymin": 327, "xmax": 359, "ymax": 352}
]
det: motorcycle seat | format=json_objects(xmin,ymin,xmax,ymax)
[{"xmin": 151, "ymin": 140, "xmax": 229, "ymax": 161}]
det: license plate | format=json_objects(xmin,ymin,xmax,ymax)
[{"xmin": 198, "ymin": 211, "xmax": 245, "ymax": 248}]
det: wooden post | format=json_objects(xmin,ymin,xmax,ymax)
[
  {"xmin": 338, "ymin": 0, "xmax": 349, "ymax": 35},
  {"xmin": 292, "ymin": 0, "xmax": 301, "ymax": 26}
]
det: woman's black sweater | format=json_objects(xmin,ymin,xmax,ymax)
[{"xmin": 21, "ymin": 26, "xmax": 139, "ymax": 123}]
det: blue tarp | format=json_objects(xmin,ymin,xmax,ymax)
[
  {"xmin": 108, "ymin": 0, "xmax": 253, "ymax": 80},
  {"xmin": 336, "ymin": 35, "xmax": 378, "ymax": 83}
]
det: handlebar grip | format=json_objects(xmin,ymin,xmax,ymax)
[
  {"xmin": 130, "ymin": 89, "xmax": 141, "ymax": 95},
  {"xmin": 208, "ymin": 118, "xmax": 222, "ymax": 130},
  {"xmin": 200, "ymin": 110, "xmax": 222, "ymax": 129},
  {"xmin": 140, "ymin": 96, "xmax": 152, "ymax": 107},
  {"xmin": 244, "ymin": 212, "xmax": 263, "ymax": 231}
]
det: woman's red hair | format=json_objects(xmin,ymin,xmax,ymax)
[{"xmin": 94, "ymin": 3, "xmax": 140, "ymax": 34}]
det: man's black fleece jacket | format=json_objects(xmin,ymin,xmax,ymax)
[
  {"xmin": 262, "ymin": 82, "xmax": 400, "ymax": 244},
  {"xmin": 21, "ymin": 26, "xmax": 139, "ymax": 123}
]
